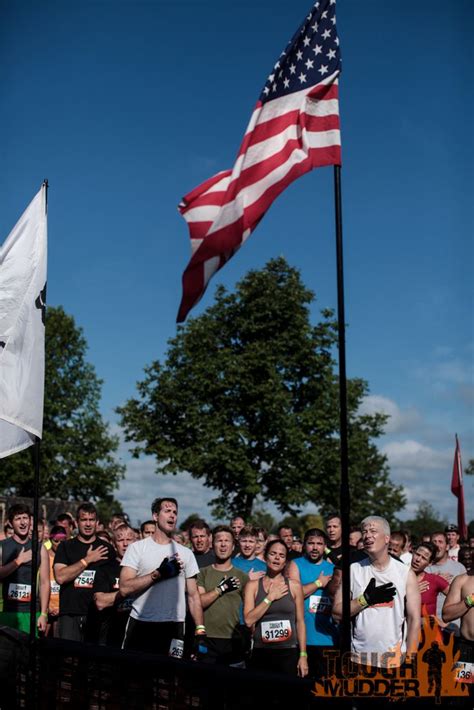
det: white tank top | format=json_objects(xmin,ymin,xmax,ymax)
[{"xmin": 350, "ymin": 556, "xmax": 409, "ymax": 667}]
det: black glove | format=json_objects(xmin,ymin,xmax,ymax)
[
  {"xmin": 361, "ymin": 577, "xmax": 396, "ymax": 606},
  {"xmin": 156, "ymin": 556, "xmax": 181, "ymax": 581},
  {"xmin": 216, "ymin": 576, "xmax": 240, "ymax": 596}
]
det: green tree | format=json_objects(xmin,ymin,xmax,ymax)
[
  {"xmin": 118, "ymin": 258, "xmax": 405, "ymax": 521},
  {"xmin": 399, "ymin": 501, "xmax": 447, "ymax": 541},
  {"xmin": 95, "ymin": 496, "xmax": 125, "ymax": 526},
  {"xmin": 0, "ymin": 306, "xmax": 125, "ymax": 500},
  {"xmin": 179, "ymin": 513, "xmax": 202, "ymax": 532},
  {"xmin": 248, "ymin": 509, "xmax": 276, "ymax": 533}
]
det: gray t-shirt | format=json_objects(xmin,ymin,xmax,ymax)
[
  {"xmin": 426, "ymin": 558, "xmax": 466, "ymax": 633},
  {"xmin": 121, "ymin": 537, "xmax": 199, "ymax": 622}
]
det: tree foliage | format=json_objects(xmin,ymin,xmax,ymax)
[
  {"xmin": 399, "ymin": 501, "xmax": 447, "ymax": 540},
  {"xmin": 118, "ymin": 258, "xmax": 405, "ymax": 521},
  {"xmin": 0, "ymin": 306, "xmax": 125, "ymax": 500}
]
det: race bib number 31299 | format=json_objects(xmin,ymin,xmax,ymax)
[{"xmin": 261, "ymin": 619, "xmax": 292, "ymax": 643}]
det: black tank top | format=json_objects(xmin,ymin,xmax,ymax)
[{"xmin": 253, "ymin": 576, "xmax": 297, "ymax": 649}]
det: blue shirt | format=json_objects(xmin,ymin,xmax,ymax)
[
  {"xmin": 293, "ymin": 556, "xmax": 338, "ymax": 647},
  {"xmin": 232, "ymin": 557, "xmax": 266, "ymax": 575},
  {"xmin": 231, "ymin": 557, "xmax": 266, "ymax": 624}
]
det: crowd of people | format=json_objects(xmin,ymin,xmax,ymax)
[{"xmin": 0, "ymin": 499, "xmax": 472, "ymax": 688}]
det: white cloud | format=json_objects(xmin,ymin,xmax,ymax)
[
  {"xmin": 116, "ymin": 456, "xmax": 217, "ymax": 527},
  {"xmin": 359, "ymin": 395, "xmax": 421, "ymax": 434},
  {"xmin": 382, "ymin": 439, "xmax": 451, "ymax": 472}
]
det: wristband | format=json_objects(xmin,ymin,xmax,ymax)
[
  {"xmin": 80, "ymin": 558, "xmax": 87, "ymax": 568},
  {"xmin": 465, "ymin": 594, "xmax": 474, "ymax": 608},
  {"xmin": 314, "ymin": 579, "xmax": 322, "ymax": 589},
  {"xmin": 299, "ymin": 651, "xmax": 308, "ymax": 657},
  {"xmin": 195, "ymin": 625, "xmax": 206, "ymax": 635},
  {"xmin": 263, "ymin": 597, "xmax": 272, "ymax": 606},
  {"xmin": 40, "ymin": 612, "xmax": 48, "ymax": 617},
  {"xmin": 215, "ymin": 586, "xmax": 222, "ymax": 597},
  {"xmin": 358, "ymin": 594, "xmax": 368, "ymax": 608}
]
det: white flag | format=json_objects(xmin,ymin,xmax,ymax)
[{"xmin": 0, "ymin": 184, "xmax": 47, "ymax": 458}]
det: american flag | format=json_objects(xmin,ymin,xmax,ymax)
[{"xmin": 177, "ymin": 0, "xmax": 341, "ymax": 322}]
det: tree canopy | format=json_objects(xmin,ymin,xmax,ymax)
[
  {"xmin": 0, "ymin": 306, "xmax": 125, "ymax": 501},
  {"xmin": 398, "ymin": 501, "xmax": 447, "ymax": 541},
  {"xmin": 118, "ymin": 257, "xmax": 405, "ymax": 522}
]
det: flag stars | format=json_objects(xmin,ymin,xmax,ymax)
[
  {"xmin": 298, "ymin": 72, "xmax": 307, "ymax": 83},
  {"xmin": 296, "ymin": 50, "xmax": 303, "ymax": 61},
  {"xmin": 318, "ymin": 64, "xmax": 329, "ymax": 75},
  {"xmin": 313, "ymin": 44, "xmax": 322, "ymax": 55},
  {"xmin": 303, "ymin": 36, "xmax": 311, "ymax": 47},
  {"xmin": 305, "ymin": 58, "xmax": 314, "ymax": 69},
  {"xmin": 311, "ymin": 22, "xmax": 318, "ymax": 31},
  {"xmin": 263, "ymin": 86, "xmax": 270, "ymax": 95},
  {"xmin": 269, "ymin": 73, "xmax": 275, "ymax": 82},
  {"xmin": 322, "ymin": 29, "xmax": 331, "ymax": 39},
  {"xmin": 289, "ymin": 63, "xmax": 296, "ymax": 74},
  {"xmin": 272, "ymin": 83, "xmax": 277, "ymax": 92},
  {"xmin": 327, "ymin": 49, "xmax": 336, "ymax": 60},
  {"xmin": 283, "ymin": 77, "xmax": 290, "ymax": 88},
  {"xmin": 321, "ymin": 10, "xmax": 328, "ymax": 19},
  {"xmin": 331, "ymin": 16, "xmax": 336, "ymax": 25},
  {"xmin": 334, "ymin": 36, "xmax": 339, "ymax": 45}
]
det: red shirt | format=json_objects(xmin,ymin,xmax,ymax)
[{"xmin": 420, "ymin": 572, "xmax": 449, "ymax": 616}]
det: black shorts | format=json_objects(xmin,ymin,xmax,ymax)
[
  {"xmin": 249, "ymin": 647, "xmax": 298, "ymax": 675},
  {"xmin": 123, "ymin": 618, "xmax": 184, "ymax": 655},
  {"xmin": 197, "ymin": 636, "xmax": 246, "ymax": 666}
]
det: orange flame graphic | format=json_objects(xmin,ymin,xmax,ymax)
[{"xmin": 312, "ymin": 616, "xmax": 469, "ymax": 700}]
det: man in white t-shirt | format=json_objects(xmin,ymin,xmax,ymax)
[
  {"xmin": 333, "ymin": 515, "xmax": 420, "ymax": 668},
  {"xmin": 120, "ymin": 497, "xmax": 205, "ymax": 655}
]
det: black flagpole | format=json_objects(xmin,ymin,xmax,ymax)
[
  {"xmin": 28, "ymin": 180, "xmax": 48, "ymax": 706},
  {"xmin": 29, "ymin": 437, "xmax": 41, "ymax": 643},
  {"xmin": 333, "ymin": 165, "xmax": 351, "ymax": 656}
]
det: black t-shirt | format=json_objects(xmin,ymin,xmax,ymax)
[
  {"xmin": 0, "ymin": 537, "xmax": 41, "ymax": 612},
  {"xmin": 89, "ymin": 558, "xmax": 133, "ymax": 647},
  {"xmin": 54, "ymin": 537, "xmax": 115, "ymax": 616}
]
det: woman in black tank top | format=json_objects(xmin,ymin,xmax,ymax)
[{"xmin": 244, "ymin": 540, "xmax": 308, "ymax": 676}]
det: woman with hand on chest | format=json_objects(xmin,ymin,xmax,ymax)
[{"xmin": 244, "ymin": 539, "xmax": 308, "ymax": 677}]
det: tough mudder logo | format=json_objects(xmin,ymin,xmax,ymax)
[
  {"xmin": 312, "ymin": 622, "xmax": 469, "ymax": 701},
  {"xmin": 35, "ymin": 282, "xmax": 47, "ymax": 324}
]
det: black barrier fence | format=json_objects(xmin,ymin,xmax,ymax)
[
  {"xmin": 1, "ymin": 629, "xmax": 467, "ymax": 710},
  {"xmin": 1, "ymin": 631, "xmax": 323, "ymax": 710}
]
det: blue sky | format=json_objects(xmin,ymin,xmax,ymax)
[{"xmin": 1, "ymin": 0, "xmax": 472, "ymax": 527}]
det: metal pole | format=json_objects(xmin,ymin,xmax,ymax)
[
  {"xmin": 28, "ymin": 180, "xmax": 48, "ymax": 706},
  {"xmin": 333, "ymin": 165, "xmax": 351, "ymax": 656}
]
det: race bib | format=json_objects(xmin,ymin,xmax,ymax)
[
  {"xmin": 261, "ymin": 619, "xmax": 292, "ymax": 643},
  {"xmin": 50, "ymin": 580, "xmax": 60, "ymax": 595},
  {"xmin": 169, "ymin": 638, "xmax": 184, "ymax": 658},
  {"xmin": 74, "ymin": 570, "xmax": 96, "ymax": 589},
  {"xmin": 454, "ymin": 662, "xmax": 473, "ymax": 684},
  {"xmin": 309, "ymin": 594, "xmax": 331, "ymax": 615},
  {"xmin": 7, "ymin": 583, "xmax": 31, "ymax": 602}
]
